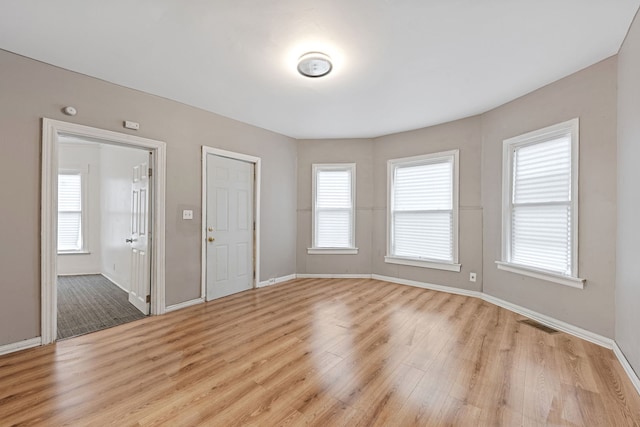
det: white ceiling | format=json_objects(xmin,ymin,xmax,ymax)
[{"xmin": 1, "ymin": 1, "xmax": 638, "ymax": 139}]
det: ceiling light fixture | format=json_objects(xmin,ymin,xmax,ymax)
[{"xmin": 297, "ymin": 52, "xmax": 333, "ymax": 78}]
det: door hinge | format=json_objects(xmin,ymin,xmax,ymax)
[
  {"xmin": 146, "ymin": 295, "xmax": 151, "ymax": 303},
  {"xmin": 148, "ymin": 168, "xmax": 153, "ymax": 177}
]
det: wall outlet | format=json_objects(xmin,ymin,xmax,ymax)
[
  {"xmin": 182, "ymin": 209, "xmax": 193, "ymax": 220},
  {"xmin": 469, "ymin": 272, "xmax": 477, "ymax": 282},
  {"xmin": 268, "ymin": 278, "xmax": 276, "ymax": 285}
]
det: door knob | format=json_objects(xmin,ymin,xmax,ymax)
[
  {"xmin": 208, "ymin": 227, "xmax": 214, "ymax": 232},
  {"xmin": 126, "ymin": 238, "xmax": 136, "ymax": 243},
  {"xmin": 208, "ymin": 237, "xmax": 215, "ymax": 242}
]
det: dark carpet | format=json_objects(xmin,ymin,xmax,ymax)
[{"xmin": 57, "ymin": 274, "xmax": 147, "ymax": 340}]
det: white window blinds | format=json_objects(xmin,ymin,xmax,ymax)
[
  {"xmin": 313, "ymin": 165, "xmax": 355, "ymax": 248},
  {"xmin": 390, "ymin": 154, "xmax": 456, "ymax": 263},
  {"xmin": 58, "ymin": 173, "xmax": 83, "ymax": 251},
  {"xmin": 510, "ymin": 136, "xmax": 573, "ymax": 275}
]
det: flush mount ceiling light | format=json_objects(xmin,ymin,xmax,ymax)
[{"xmin": 297, "ymin": 52, "xmax": 333, "ymax": 78}]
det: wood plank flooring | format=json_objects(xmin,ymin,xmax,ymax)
[{"xmin": 0, "ymin": 278, "xmax": 639, "ymax": 426}]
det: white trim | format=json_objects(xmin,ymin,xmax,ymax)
[
  {"xmin": 41, "ymin": 118, "xmax": 167, "ymax": 345},
  {"xmin": 371, "ymin": 274, "xmax": 480, "ymax": 298},
  {"xmin": 58, "ymin": 271, "xmax": 101, "ymax": 276},
  {"xmin": 613, "ymin": 343, "xmax": 640, "ymax": 396},
  {"xmin": 311, "ymin": 163, "xmax": 356, "ymax": 251},
  {"xmin": 307, "ymin": 248, "xmax": 359, "ymax": 255},
  {"xmin": 495, "ymin": 261, "xmax": 585, "ymax": 289},
  {"xmin": 0, "ymin": 337, "xmax": 42, "ymax": 356},
  {"xmin": 201, "ymin": 146, "xmax": 261, "ymax": 299},
  {"xmin": 101, "ymin": 271, "xmax": 129, "ymax": 293},
  {"xmin": 386, "ymin": 150, "xmax": 459, "ymax": 266},
  {"xmin": 57, "ymin": 250, "xmax": 92, "ymax": 256},
  {"xmin": 481, "ymin": 293, "xmax": 612, "ymax": 348},
  {"xmin": 501, "ymin": 118, "xmax": 580, "ymax": 280},
  {"xmin": 371, "ymin": 274, "xmax": 610, "ymax": 348},
  {"xmin": 257, "ymin": 274, "xmax": 297, "ymax": 288},
  {"xmin": 165, "ymin": 298, "xmax": 205, "ymax": 313},
  {"xmin": 384, "ymin": 256, "xmax": 462, "ymax": 272},
  {"xmin": 296, "ymin": 274, "xmax": 372, "ymax": 279}
]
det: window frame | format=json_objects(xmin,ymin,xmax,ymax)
[
  {"xmin": 57, "ymin": 169, "xmax": 89, "ymax": 255},
  {"xmin": 385, "ymin": 150, "xmax": 460, "ymax": 272},
  {"xmin": 497, "ymin": 118, "xmax": 585, "ymax": 289},
  {"xmin": 309, "ymin": 163, "xmax": 358, "ymax": 255}
]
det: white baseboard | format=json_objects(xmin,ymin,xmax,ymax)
[
  {"xmin": 101, "ymin": 271, "xmax": 130, "ymax": 293},
  {"xmin": 372, "ymin": 274, "xmax": 481, "ymax": 298},
  {"xmin": 296, "ymin": 274, "xmax": 372, "ymax": 279},
  {"xmin": 613, "ymin": 343, "xmax": 640, "ymax": 396},
  {"xmin": 370, "ymin": 274, "xmax": 613, "ymax": 349},
  {"xmin": 0, "ymin": 337, "xmax": 42, "ymax": 356},
  {"xmin": 257, "ymin": 274, "xmax": 297, "ymax": 287},
  {"xmin": 481, "ymin": 293, "xmax": 614, "ymax": 349},
  {"xmin": 57, "ymin": 271, "xmax": 102, "ymax": 276},
  {"xmin": 165, "ymin": 298, "xmax": 205, "ymax": 313}
]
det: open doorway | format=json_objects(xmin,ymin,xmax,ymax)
[
  {"xmin": 41, "ymin": 119, "xmax": 166, "ymax": 344},
  {"xmin": 56, "ymin": 138, "xmax": 151, "ymax": 339}
]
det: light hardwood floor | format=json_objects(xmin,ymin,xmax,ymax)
[{"xmin": 1, "ymin": 278, "xmax": 639, "ymax": 426}]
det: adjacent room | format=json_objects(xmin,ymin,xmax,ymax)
[
  {"xmin": 56, "ymin": 138, "xmax": 151, "ymax": 339},
  {"xmin": 1, "ymin": 1, "xmax": 639, "ymax": 425}
]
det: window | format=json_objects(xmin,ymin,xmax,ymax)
[
  {"xmin": 58, "ymin": 172, "xmax": 85, "ymax": 253},
  {"xmin": 309, "ymin": 164, "xmax": 357, "ymax": 254},
  {"xmin": 386, "ymin": 150, "xmax": 460, "ymax": 272},
  {"xmin": 497, "ymin": 118, "xmax": 584, "ymax": 288}
]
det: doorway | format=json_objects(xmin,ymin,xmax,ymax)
[
  {"xmin": 41, "ymin": 119, "xmax": 166, "ymax": 344},
  {"xmin": 56, "ymin": 138, "xmax": 151, "ymax": 339},
  {"xmin": 201, "ymin": 147, "xmax": 261, "ymax": 301}
]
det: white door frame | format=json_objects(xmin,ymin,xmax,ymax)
[
  {"xmin": 41, "ymin": 118, "xmax": 167, "ymax": 344},
  {"xmin": 201, "ymin": 146, "xmax": 261, "ymax": 299}
]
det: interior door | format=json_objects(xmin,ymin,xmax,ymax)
[
  {"xmin": 206, "ymin": 154, "xmax": 254, "ymax": 301},
  {"xmin": 128, "ymin": 162, "xmax": 151, "ymax": 314}
]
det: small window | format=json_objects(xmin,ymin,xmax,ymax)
[
  {"xmin": 58, "ymin": 172, "xmax": 85, "ymax": 253},
  {"xmin": 386, "ymin": 150, "xmax": 460, "ymax": 272},
  {"xmin": 309, "ymin": 164, "xmax": 357, "ymax": 254},
  {"xmin": 497, "ymin": 118, "xmax": 584, "ymax": 288}
]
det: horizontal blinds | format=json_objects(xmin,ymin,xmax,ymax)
[
  {"xmin": 511, "ymin": 136, "xmax": 572, "ymax": 275},
  {"xmin": 394, "ymin": 161, "xmax": 452, "ymax": 210},
  {"xmin": 315, "ymin": 168, "xmax": 353, "ymax": 248},
  {"xmin": 513, "ymin": 136, "xmax": 571, "ymax": 204},
  {"xmin": 58, "ymin": 174, "xmax": 83, "ymax": 251},
  {"xmin": 392, "ymin": 158, "xmax": 453, "ymax": 262},
  {"xmin": 393, "ymin": 212, "xmax": 452, "ymax": 261}
]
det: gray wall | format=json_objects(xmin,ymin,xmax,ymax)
[
  {"xmin": 296, "ymin": 60, "xmax": 618, "ymax": 339},
  {"xmin": 0, "ymin": 42, "xmax": 625, "ymax": 348},
  {"xmin": 482, "ymin": 57, "xmax": 618, "ymax": 338},
  {"xmin": 372, "ymin": 117, "xmax": 483, "ymax": 292},
  {"xmin": 297, "ymin": 139, "xmax": 374, "ymax": 275},
  {"xmin": 616, "ymin": 10, "xmax": 640, "ymax": 374},
  {"xmin": 0, "ymin": 49, "xmax": 297, "ymax": 346}
]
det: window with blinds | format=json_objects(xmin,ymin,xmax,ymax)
[
  {"xmin": 500, "ymin": 118, "xmax": 580, "ymax": 282},
  {"xmin": 312, "ymin": 164, "xmax": 356, "ymax": 250},
  {"xmin": 386, "ymin": 150, "xmax": 459, "ymax": 270},
  {"xmin": 58, "ymin": 173, "xmax": 84, "ymax": 252}
]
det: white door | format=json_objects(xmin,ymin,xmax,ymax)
[
  {"xmin": 206, "ymin": 154, "xmax": 254, "ymax": 301},
  {"xmin": 128, "ymin": 162, "xmax": 151, "ymax": 314}
]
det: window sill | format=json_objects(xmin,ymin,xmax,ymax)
[
  {"xmin": 384, "ymin": 256, "xmax": 461, "ymax": 272},
  {"xmin": 495, "ymin": 261, "xmax": 585, "ymax": 289},
  {"xmin": 58, "ymin": 250, "xmax": 91, "ymax": 256},
  {"xmin": 307, "ymin": 248, "xmax": 359, "ymax": 255}
]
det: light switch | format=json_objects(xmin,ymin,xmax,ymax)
[{"xmin": 182, "ymin": 209, "xmax": 193, "ymax": 220}]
